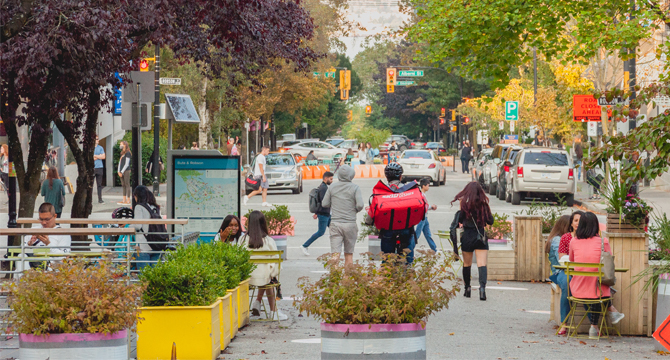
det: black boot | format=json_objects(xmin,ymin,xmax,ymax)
[
  {"xmin": 479, "ymin": 266, "xmax": 487, "ymax": 301},
  {"xmin": 463, "ymin": 266, "xmax": 471, "ymax": 298}
]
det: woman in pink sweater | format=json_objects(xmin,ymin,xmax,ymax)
[{"xmin": 568, "ymin": 212, "xmax": 624, "ymax": 338}]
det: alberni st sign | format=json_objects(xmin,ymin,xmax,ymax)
[{"xmin": 398, "ymin": 70, "xmax": 424, "ymax": 77}]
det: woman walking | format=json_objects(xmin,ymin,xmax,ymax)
[
  {"xmin": 460, "ymin": 140, "xmax": 472, "ymax": 174},
  {"xmin": 117, "ymin": 141, "xmax": 131, "ymax": 205},
  {"xmin": 452, "ymin": 181, "xmax": 493, "ymax": 300},
  {"xmin": 41, "ymin": 166, "xmax": 66, "ymax": 218}
]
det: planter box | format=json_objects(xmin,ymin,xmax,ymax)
[
  {"xmin": 217, "ymin": 293, "xmax": 233, "ymax": 350},
  {"xmin": 20, "ymin": 330, "xmax": 128, "ymax": 360},
  {"xmin": 137, "ymin": 299, "xmax": 221, "ymax": 360},
  {"xmin": 481, "ymin": 239, "xmax": 515, "ymax": 281},
  {"xmin": 606, "ymin": 213, "xmax": 645, "ymax": 234},
  {"xmin": 321, "ymin": 323, "xmax": 426, "ymax": 359},
  {"xmin": 227, "ymin": 286, "xmax": 239, "ymax": 339},
  {"xmin": 271, "ymin": 235, "xmax": 288, "ymax": 260},
  {"xmin": 368, "ymin": 235, "xmax": 381, "ymax": 260},
  {"xmin": 238, "ymin": 278, "xmax": 251, "ymax": 328},
  {"xmin": 514, "ymin": 215, "xmax": 544, "ymax": 282}
]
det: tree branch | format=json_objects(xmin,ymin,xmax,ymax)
[{"xmin": 0, "ymin": 0, "xmax": 35, "ymax": 44}]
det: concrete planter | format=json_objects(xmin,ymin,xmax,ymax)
[
  {"xmin": 20, "ymin": 330, "xmax": 128, "ymax": 360},
  {"xmin": 237, "ymin": 278, "xmax": 251, "ymax": 328},
  {"xmin": 321, "ymin": 323, "xmax": 426, "ymax": 359},
  {"xmin": 368, "ymin": 235, "xmax": 381, "ymax": 260},
  {"xmin": 271, "ymin": 234, "xmax": 288, "ymax": 260}
]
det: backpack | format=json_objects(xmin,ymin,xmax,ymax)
[
  {"xmin": 138, "ymin": 203, "xmax": 169, "ymax": 251},
  {"xmin": 367, "ymin": 180, "xmax": 427, "ymax": 231},
  {"xmin": 308, "ymin": 187, "xmax": 321, "ymax": 214}
]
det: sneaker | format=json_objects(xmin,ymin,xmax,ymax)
[
  {"xmin": 301, "ymin": 246, "xmax": 310, "ymax": 256},
  {"xmin": 272, "ymin": 309, "xmax": 288, "ymax": 321},
  {"xmin": 98, "ymin": 199, "xmax": 104, "ymax": 204},
  {"xmin": 609, "ymin": 311, "xmax": 625, "ymax": 324},
  {"xmin": 243, "ymin": 195, "xmax": 249, "ymax": 205},
  {"xmin": 262, "ymin": 202, "xmax": 271, "ymax": 207},
  {"xmin": 588, "ymin": 326, "xmax": 599, "ymax": 339},
  {"xmin": 251, "ymin": 300, "xmax": 261, "ymax": 317}
]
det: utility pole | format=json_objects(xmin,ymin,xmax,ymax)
[
  {"xmin": 132, "ymin": 82, "xmax": 142, "ymax": 205},
  {"xmin": 627, "ymin": 0, "xmax": 637, "ymax": 131},
  {"xmin": 152, "ymin": 44, "xmax": 161, "ymax": 196},
  {"xmin": 7, "ymin": 146, "xmax": 16, "ymax": 246}
]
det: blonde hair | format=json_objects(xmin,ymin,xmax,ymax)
[{"xmin": 1, "ymin": 144, "xmax": 7, "ymax": 157}]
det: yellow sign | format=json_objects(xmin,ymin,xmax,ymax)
[{"xmin": 387, "ymin": 85, "xmax": 395, "ymax": 93}]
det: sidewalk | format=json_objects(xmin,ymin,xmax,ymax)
[{"xmin": 575, "ymin": 180, "xmax": 670, "ymax": 216}]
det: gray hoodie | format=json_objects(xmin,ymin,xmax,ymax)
[{"xmin": 322, "ymin": 165, "xmax": 364, "ymax": 223}]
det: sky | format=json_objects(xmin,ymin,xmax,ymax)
[{"xmin": 338, "ymin": 1, "xmax": 410, "ymax": 60}]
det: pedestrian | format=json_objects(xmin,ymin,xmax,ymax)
[
  {"xmin": 451, "ymin": 181, "xmax": 493, "ymax": 300},
  {"xmin": 93, "ymin": 136, "xmax": 106, "ymax": 204},
  {"xmin": 145, "ymin": 150, "xmax": 164, "ymax": 177},
  {"xmin": 306, "ymin": 150, "xmax": 318, "ymax": 162},
  {"xmin": 244, "ymin": 146, "xmax": 271, "ymax": 207},
  {"xmin": 1, "ymin": 144, "xmax": 9, "ymax": 198},
  {"xmin": 414, "ymin": 178, "xmax": 438, "ymax": 252},
  {"xmin": 460, "ymin": 140, "xmax": 472, "ymax": 174},
  {"xmin": 117, "ymin": 140, "xmax": 131, "ymax": 205},
  {"xmin": 191, "ymin": 142, "xmax": 199, "ymax": 150},
  {"xmin": 321, "ymin": 165, "xmax": 363, "ymax": 266},
  {"xmin": 586, "ymin": 165, "xmax": 604, "ymax": 200},
  {"xmin": 215, "ymin": 215, "xmax": 242, "ymax": 243},
  {"xmin": 131, "ymin": 186, "xmax": 162, "ymax": 270},
  {"xmin": 573, "ymin": 136, "xmax": 583, "ymax": 181},
  {"xmin": 231, "ymin": 142, "xmax": 240, "ymax": 156},
  {"xmin": 301, "ymin": 171, "xmax": 334, "ymax": 256},
  {"xmin": 358, "ymin": 143, "xmax": 367, "ymax": 164},
  {"xmin": 546, "ymin": 215, "xmax": 571, "ymax": 335},
  {"xmin": 389, "ymin": 140, "xmax": 398, "ymax": 151},
  {"xmin": 365, "ymin": 142, "xmax": 374, "ymax": 163},
  {"xmin": 226, "ymin": 137, "xmax": 234, "ymax": 155},
  {"xmin": 41, "ymin": 167, "xmax": 66, "ymax": 218}
]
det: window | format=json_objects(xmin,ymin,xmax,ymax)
[
  {"xmin": 523, "ymin": 152, "xmax": 569, "ymax": 166},
  {"xmin": 300, "ymin": 142, "xmax": 314, "ymax": 148},
  {"xmin": 509, "ymin": 149, "xmax": 521, "ymax": 162},
  {"xmin": 266, "ymin": 154, "xmax": 295, "ymax": 166},
  {"xmin": 402, "ymin": 151, "xmax": 432, "ymax": 159}
]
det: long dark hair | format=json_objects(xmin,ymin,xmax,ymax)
[
  {"xmin": 246, "ymin": 211, "xmax": 269, "ymax": 249},
  {"xmin": 569, "ymin": 210, "xmax": 585, "ymax": 233},
  {"xmin": 575, "ymin": 212, "xmax": 600, "ymax": 239},
  {"xmin": 219, "ymin": 215, "xmax": 242, "ymax": 242},
  {"xmin": 546, "ymin": 215, "xmax": 571, "ymax": 253},
  {"xmin": 451, "ymin": 182, "xmax": 490, "ymax": 226},
  {"xmin": 133, "ymin": 185, "xmax": 159, "ymax": 211},
  {"xmin": 47, "ymin": 166, "xmax": 59, "ymax": 189}
]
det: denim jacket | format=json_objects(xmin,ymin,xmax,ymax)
[{"xmin": 548, "ymin": 235, "xmax": 561, "ymax": 273}]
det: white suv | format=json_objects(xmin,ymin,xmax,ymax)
[{"xmin": 507, "ymin": 148, "xmax": 576, "ymax": 206}]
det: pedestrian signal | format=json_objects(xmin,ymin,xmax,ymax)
[
  {"xmin": 439, "ymin": 117, "xmax": 445, "ymax": 125},
  {"xmin": 441, "ymin": 108, "xmax": 446, "ymax": 117},
  {"xmin": 139, "ymin": 59, "xmax": 149, "ymax": 72},
  {"xmin": 387, "ymin": 85, "xmax": 394, "ymax": 93},
  {"xmin": 463, "ymin": 116, "xmax": 470, "ymax": 124},
  {"xmin": 365, "ymin": 106, "xmax": 372, "ymax": 114}
]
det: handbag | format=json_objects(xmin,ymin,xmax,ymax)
[
  {"xmin": 473, "ymin": 221, "xmax": 487, "ymax": 246},
  {"xmin": 600, "ymin": 236, "xmax": 616, "ymax": 286},
  {"xmin": 245, "ymin": 174, "xmax": 260, "ymax": 190}
]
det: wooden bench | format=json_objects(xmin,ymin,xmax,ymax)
[{"xmin": 17, "ymin": 218, "xmax": 189, "ymax": 225}]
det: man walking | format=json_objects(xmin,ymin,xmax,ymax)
[
  {"xmin": 321, "ymin": 165, "xmax": 363, "ymax": 266},
  {"xmin": 93, "ymin": 136, "xmax": 105, "ymax": 203},
  {"xmin": 301, "ymin": 171, "xmax": 334, "ymax": 256},
  {"xmin": 414, "ymin": 178, "xmax": 438, "ymax": 252},
  {"xmin": 460, "ymin": 140, "xmax": 472, "ymax": 174},
  {"xmin": 244, "ymin": 146, "xmax": 271, "ymax": 207}
]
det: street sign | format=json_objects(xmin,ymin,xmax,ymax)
[
  {"xmin": 503, "ymin": 135, "xmax": 519, "ymax": 144},
  {"xmin": 509, "ymin": 120, "xmax": 515, "ymax": 132},
  {"xmin": 396, "ymin": 81, "xmax": 415, "ymax": 86},
  {"xmin": 573, "ymin": 94, "xmax": 601, "ymax": 122},
  {"xmin": 505, "ymin": 101, "xmax": 519, "ymax": 121},
  {"xmin": 159, "ymin": 78, "xmax": 181, "ymax": 86},
  {"xmin": 122, "ymin": 71, "xmax": 155, "ymax": 103},
  {"xmin": 398, "ymin": 70, "xmax": 424, "ymax": 77},
  {"xmin": 113, "ymin": 73, "xmax": 123, "ymax": 115},
  {"xmin": 597, "ymin": 96, "xmax": 629, "ymax": 106},
  {"xmin": 312, "ymin": 72, "xmax": 319, "ymax": 77},
  {"xmin": 587, "ymin": 121, "xmax": 601, "ymax": 137}
]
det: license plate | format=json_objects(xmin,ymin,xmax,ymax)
[
  {"xmin": 268, "ymin": 180, "xmax": 277, "ymax": 185},
  {"xmin": 411, "ymin": 165, "xmax": 419, "ymax": 169},
  {"xmin": 541, "ymin": 173, "xmax": 551, "ymax": 179}
]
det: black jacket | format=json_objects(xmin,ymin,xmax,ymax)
[
  {"xmin": 316, "ymin": 181, "xmax": 330, "ymax": 216},
  {"xmin": 458, "ymin": 207, "xmax": 494, "ymax": 246},
  {"xmin": 449, "ymin": 211, "xmax": 461, "ymax": 254}
]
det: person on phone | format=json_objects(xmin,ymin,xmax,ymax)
[
  {"xmin": 24, "ymin": 203, "xmax": 71, "ymax": 255},
  {"xmin": 215, "ymin": 215, "xmax": 243, "ymax": 243}
]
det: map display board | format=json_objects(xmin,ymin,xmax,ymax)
[{"xmin": 170, "ymin": 155, "xmax": 240, "ymax": 241}]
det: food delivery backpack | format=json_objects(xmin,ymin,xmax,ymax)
[{"xmin": 367, "ymin": 180, "xmax": 427, "ymax": 231}]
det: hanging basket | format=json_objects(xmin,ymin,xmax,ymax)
[{"xmin": 606, "ymin": 213, "xmax": 644, "ymax": 233}]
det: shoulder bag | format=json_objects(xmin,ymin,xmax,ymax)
[
  {"xmin": 600, "ymin": 237, "xmax": 616, "ymax": 286},
  {"xmin": 473, "ymin": 220, "xmax": 488, "ymax": 246}
]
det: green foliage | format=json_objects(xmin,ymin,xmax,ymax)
[
  {"xmin": 7, "ymin": 259, "xmax": 143, "ymax": 335},
  {"xmin": 351, "ymin": 127, "xmax": 391, "ymax": 149},
  {"xmin": 600, "ymin": 170, "xmax": 633, "ymax": 215},
  {"xmin": 357, "ymin": 221, "xmax": 380, "ymax": 243},
  {"xmin": 113, "ymin": 132, "xmax": 168, "ymax": 186},
  {"xmin": 140, "ymin": 242, "xmax": 254, "ymax": 307},
  {"xmin": 296, "ymin": 252, "xmax": 459, "ymax": 325},
  {"xmin": 488, "ymin": 213, "xmax": 513, "ymax": 240},
  {"xmin": 243, "ymin": 205, "xmax": 294, "ymax": 236},
  {"xmin": 650, "ymin": 212, "xmax": 670, "ymax": 255},
  {"xmin": 515, "ymin": 197, "xmax": 567, "ymax": 234}
]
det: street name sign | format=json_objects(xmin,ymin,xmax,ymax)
[
  {"xmin": 505, "ymin": 101, "xmax": 519, "ymax": 121},
  {"xmin": 597, "ymin": 96, "xmax": 629, "ymax": 106},
  {"xmin": 159, "ymin": 78, "xmax": 182, "ymax": 86},
  {"xmin": 398, "ymin": 70, "xmax": 424, "ymax": 77},
  {"xmin": 396, "ymin": 81, "xmax": 415, "ymax": 86}
]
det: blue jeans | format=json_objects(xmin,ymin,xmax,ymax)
[
  {"xmin": 550, "ymin": 270, "xmax": 570, "ymax": 323},
  {"xmin": 574, "ymin": 159, "xmax": 582, "ymax": 181},
  {"xmin": 414, "ymin": 218, "xmax": 437, "ymax": 251},
  {"xmin": 380, "ymin": 228, "xmax": 414, "ymax": 264},
  {"xmin": 303, "ymin": 214, "xmax": 331, "ymax": 248},
  {"xmin": 136, "ymin": 252, "xmax": 161, "ymax": 271}
]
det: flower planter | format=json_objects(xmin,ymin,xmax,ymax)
[
  {"xmin": 271, "ymin": 234, "xmax": 288, "ymax": 260},
  {"xmin": 321, "ymin": 323, "xmax": 426, "ymax": 359},
  {"xmin": 137, "ymin": 299, "xmax": 221, "ymax": 360},
  {"xmin": 20, "ymin": 330, "xmax": 128, "ymax": 360},
  {"xmin": 227, "ymin": 286, "xmax": 239, "ymax": 339},
  {"xmin": 368, "ymin": 235, "xmax": 381, "ymax": 260},
  {"xmin": 217, "ymin": 293, "xmax": 233, "ymax": 350},
  {"xmin": 238, "ymin": 278, "xmax": 251, "ymax": 328},
  {"xmin": 606, "ymin": 213, "xmax": 644, "ymax": 233}
]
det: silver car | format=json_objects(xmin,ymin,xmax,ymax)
[
  {"xmin": 483, "ymin": 143, "xmax": 513, "ymax": 195},
  {"xmin": 285, "ymin": 141, "xmax": 347, "ymax": 159},
  {"xmin": 507, "ymin": 148, "xmax": 576, "ymax": 206},
  {"xmin": 246, "ymin": 152, "xmax": 303, "ymax": 195},
  {"xmin": 473, "ymin": 148, "xmax": 493, "ymax": 185}
]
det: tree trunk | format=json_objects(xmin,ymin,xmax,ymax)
[{"xmin": 198, "ymin": 78, "xmax": 210, "ymax": 148}]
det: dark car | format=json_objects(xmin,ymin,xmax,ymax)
[
  {"xmin": 380, "ymin": 135, "xmax": 413, "ymax": 152},
  {"xmin": 425, "ymin": 142, "xmax": 446, "ymax": 154}
]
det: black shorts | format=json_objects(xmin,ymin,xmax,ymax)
[{"xmin": 460, "ymin": 229, "xmax": 489, "ymax": 252}]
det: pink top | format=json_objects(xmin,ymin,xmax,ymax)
[
  {"xmin": 568, "ymin": 236, "xmax": 611, "ymax": 299},
  {"xmin": 558, "ymin": 233, "xmax": 573, "ymax": 254}
]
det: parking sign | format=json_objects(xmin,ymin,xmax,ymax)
[{"xmin": 505, "ymin": 101, "xmax": 519, "ymax": 121}]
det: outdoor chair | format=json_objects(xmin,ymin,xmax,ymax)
[
  {"xmin": 436, "ymin": 230, "xmax": 462, "ymax": 272},
  {"xmin": 560, "ymin": 261, "xmax": 620, "ymax": 339},
  {"xmin": 248, "ymin": 250, "xmax": 283, "ymax": 322},
  {"xmin": 306, "ymin": 160, "xmax": 318, "ymax": 166}
]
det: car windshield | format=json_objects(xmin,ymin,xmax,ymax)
[
  {"xmin": 402, "ymin": 151, "xmax": 432, "ymax": 159},
  {"xmin": 523, "ymin": 152, "xmax": 568, "ymax": 166},
  {"xmin": 426, "ymin": 142, "xmax": 441, "ymax": 147},
  {"xmin": 265, "ymin": 154, "xmax": 295, "ymax": 166}
]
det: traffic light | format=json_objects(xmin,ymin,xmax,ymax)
[
  {"xmin": 345, "ymin": 70, "xmax": 351, "ymax": 90},
  {"xmin": 463, "ymin": 116, "xmax": 470, "ymax": 124},
  {"xmin": 439, "ymin": 117, "xmax": 445, "ymax": 125},
  {"xmin": 348, "ymin": 110, "xmax": 353, "ymax": 121},
  {"xmin": 451, "ymin": 110, "xmax": 456, "ymax": 122},
  {"xmin": 441, "ymin": 108, "xmax": 446, "ymax": 117},
  {"xmin": 386, "ymin": 68, "xmax": 396, "ymax": 86},
  {"xmin": 365, "ymin": 105, "xmax": 372, "ymax": 114},
  {"xmin": 139, "ymin": 59, "xmax": 149, "ymax": 72},
  {"xmin": 450, "ymin": 125, "xmax": 457, "ymax": 132}
]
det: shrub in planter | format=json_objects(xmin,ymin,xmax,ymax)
[
  {"xmin": 244, "ymin": 205, "xmax": 294, "ymax": 236},
  {"xmin": 515, "ymin": 198, "xmax": 567, "ymax": 234},
  {"xmin": 358, "ymin": 221, "xmax": 381, "ymax": 259},
  {"xmin": 488, "ymin": 213, "xmax": 513, "ymax": 240},
  {"xmin": 8, "ymin": 259, "xmax": 143, "ymax": 360}
]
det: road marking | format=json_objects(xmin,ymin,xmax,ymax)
[
  {"xmin": 523, "ymin": 310, "xmax": 551, "ymax": 314},
  {"xmin": 291, "ymin": 338, "xmax": 321, "ymax": 344},
  {"xmin": 311, "ymin": 270, "xmax": 328, "ymax": 273},
  {"xmin": 471, "ymin": 286, "xmax": 528, "ymax": 291},
  {"xmin": 280, "ymin": 297, "xmax": 302, "ymax": 301}
]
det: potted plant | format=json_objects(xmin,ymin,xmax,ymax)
[
  {"xmin": 487, "ymin": 213, "xmax": 513, "ymax": 245},
  {"xmin": 244, "ymin": 205, "xmax": 294, "ymax": 260},
  {"xmin": 601, "ymin": 171, "xmax": 651, "ymax": 233},
  {"xmin": 8, "ymin": 258, "xmax": 143, "ymax": 360},
  {"xmin": 358, "ymin": 221, "xmax": 381, "ymax": 260},
  {"xmin": 296, "ymin": 252, "xmax": 459, "ymax": 359}
]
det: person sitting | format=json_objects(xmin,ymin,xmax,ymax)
[
  {"xmin": 24, "ymin": 202, "xmax": 71, "ymax": 255},
  {"xmin": 306, "ymin": 150, "xmax": 318, "ymax": 161},
  {"xmin": 546, "ymin": 215, "xmax": 571, "ymax": 334},
  {"xmin": 568, "ymin": 212, "xmax": 625, "ymax": 338},
  {"xmin": 214, "ymin": 215, "xmax": 242, "ymax": 243},
  {"xmin": 241, "ymin": 210, "xmax": 287, "ymax": 321}
]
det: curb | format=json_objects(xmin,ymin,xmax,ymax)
[{"xmin": 574, "ymin": 198, "xmax": 604, "ymax": 214}]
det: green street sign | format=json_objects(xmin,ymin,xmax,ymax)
[
  {"xmin": 325, "ymin": 72, "xmax": 336, "ymax": 78},
  {"xmin": 396, "ymin": 81, "xmax": 415, "ymax": 86},
  {"xmin": 313, "ymin": 72, "xmax": 320, "ymax": 77},
  {"xmin": 505, "ymin": 101, "xmax": 519, "ymax": 121},
  {"xmin": 398, "ymin": 70, "xmax": 424, "ymax": 77}
]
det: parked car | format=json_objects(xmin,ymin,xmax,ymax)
[
  {"xmin": 284, "ymin": 141, "xmax": 347, "ymax": 159},
  {"xmin": 507, "ymin": 148, "xmax": 576, "ymax": 206},
  {"xmin": 412, "ymin": 141, "xmax": 426, "ymax": 150},
  {"xmin": 425, "ymin": 142, "xmax": 446, "ymax": 153},
  {"xmin": 396, "ymin": 150, "xmax": 446, "ymax": 186},
  {"xmin": 495, "ymin": 145, "xmax": 523, "ymax": 201},
  {"xmin": 380, "ymin": 135, "xmax": 413, "ymax": 152},
  {"xmin": 483, "ymin": 143, "xmax": 513, "ymax": 195},
  {"xmin": 473, "ymin": 148, "xmax": 493, "ymax": 185},
  {"xmin": 246, "ymin": 152, "xmax": 303, "ymax": 195},
  {"xmin": 326, "ymin": 136, "xmax": 345, "ymax": 146},
  {"xmin": 336, "ymin": 139, "xmax": 358, "ymax": 150}
]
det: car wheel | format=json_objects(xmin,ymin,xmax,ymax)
[
  {"xmin": 497, "ymin": 183, "xmax": 505, "ymax": 200},
  {"xmin": 441, "ymin": 171, "xmax": 446, "ymax": 185},
  {"xmin": 292, "ymin": 187, "xmax": 300, "ymax": 194},
  {"xmin": 565, "ymin": 193, "xmax": 575, "ymax": 207},
  {"xmin": 433, "ymin": 175, "xmax": 440, "ymax": 187},
  {"xmin": 512, "ymin": 191, "xmax": 521, "ymax": 205},
  {"xmin": 300, "ymin": 179, "xmax": 303, "ymax": 193},
  {"xmin": 489, "ymin": 182, "xmax": 497, "ymax": 195},
  {"xmin": 506, "ymin": 189, "xmax": 512, "ymax": 203}
]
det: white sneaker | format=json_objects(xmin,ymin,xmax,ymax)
[
  {"xmin": 609, "ymin": 311, "xmax": 625, "ymax": 324},
  {"xmin": 243, "ymin": 195, "xmax": 249, "ymax": 205},
  {"xmin": 272, "ymin": 309, "xmax": 288, "ymax": 321},
  {"xmin": 251, "ymin": 300, "xmax": 261, "ymax": 317},
  {"xmin": 262, "ymin": 202, "xmax": 271, "ymax": 207},
  {"xmin": 588, "ymin": 326, "xmax": 599, "ymax": 339},
  {"xmin": 301, "ymin": 246, "xmax": 310, "ymax": 256}
]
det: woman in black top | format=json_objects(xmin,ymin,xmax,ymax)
[
  {"xmin": 451, "ymin": 181, "xmax": 493, "ymax": 300},
  {"xmin": 460, "ymin": 140, "xmax": 472, "ymax": 174}
]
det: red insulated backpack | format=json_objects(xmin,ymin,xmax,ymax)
[{"xmin": 367, "ymin": 180, "xmax": 427, "ymax": 231}]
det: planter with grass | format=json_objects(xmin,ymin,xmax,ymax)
[
  {"xmin": 297, "ymin": 253, "xmax": 459, "ymax": 359},
  {"xmin": 10, "ymin": 259, "xmax": 143, "ymax": 360},
  {"xmin": 601, "ymin": 171, "xmax": 650, "ymax": 234},
  {"xmin": 245, "ymin": 205, "xmax": 294, "ymax": 260}
]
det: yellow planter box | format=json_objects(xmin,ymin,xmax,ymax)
[
  {"xmin": 137, "ymin": 299, "xmax": 221, "ymax": 360},
  {"xmin": 217, "ymin": 294, "xmax": 232, "ymax": 350},
  {"xmin": 238, "ymin": 278, "xmax": 250, "ymax": 328},
  {"xmin": 227, "ymin": 287, "xmax": 239, "ymax": 339}
]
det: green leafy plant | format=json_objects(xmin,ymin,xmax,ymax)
[
  {"xmin": 650, "ymin": 212, "xmax": 670, "ymax": 255},
  {"xmin": 600, "ymin": 170, "xmax": 632, "ymax": 215},
  {"xmin": 295, "ymin": 252, "xmax": 459, "ymax": 325},
  {"xmin": 351, "ymin": 127, "xmax": 391, "ymax": 149},
  {"xmin": 7, "ymin": 258, "xmax": 144, "ymax": 335},
  {"xmin": 488, "ymin": 213, "xmax": 513, "ymax": 240},
  {"xmin": 515, "ymin": 197, "xmax": 567, "ymax": 234},
  {"xmin": 357, "ymin": 221, "xmax": 380, "ymax": 243},
  {"xmin": 244, "ymin": 205, "xmax": 294, "ymax": 236}
]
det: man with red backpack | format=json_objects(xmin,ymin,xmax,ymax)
[{"xmin": 365, "ymin": 163, "xmax": 427, "ymax": 264}]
